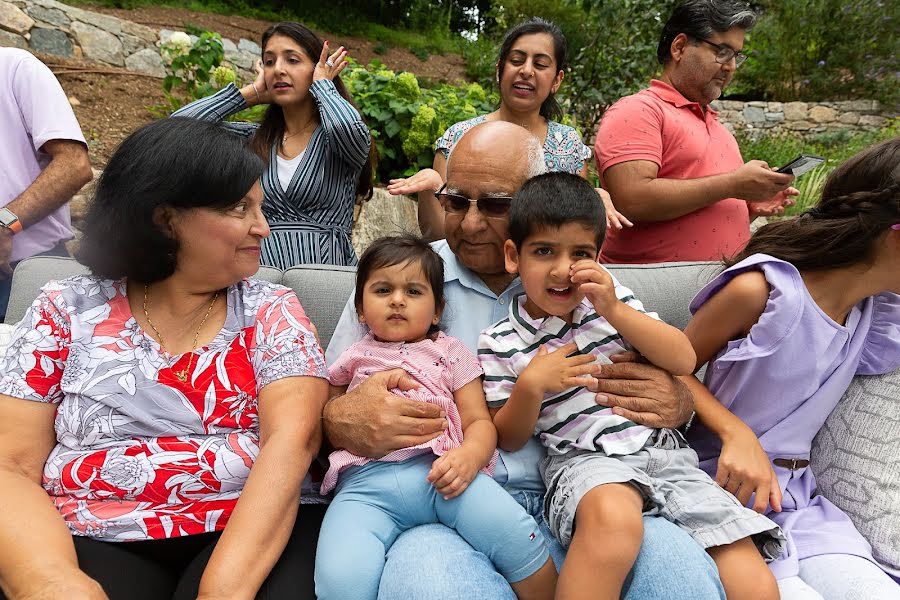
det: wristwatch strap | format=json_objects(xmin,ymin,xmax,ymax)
[{"xmin": 0, "ymin": 208, "xmax": 22, "ymax": 234}]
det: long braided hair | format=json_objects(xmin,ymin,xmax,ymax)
[{"xmin": 727, "ymin": 137, "xmax": 900, "ymax": 271}]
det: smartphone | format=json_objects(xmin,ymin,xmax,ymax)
[{"xmin": 777, "ymin": 154, "xmax": 825, "ymax": 177}]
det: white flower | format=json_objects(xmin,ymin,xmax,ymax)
[
  {"xmin": 169, "ymin": 31, "xmax": 192, "ymax": 48},
  {"xmin": 99, "ymin": 450, "xmax": 155, "ymax": 496}
]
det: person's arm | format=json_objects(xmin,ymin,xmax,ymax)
[
  {"xmin": 603, "ymin": 302, "xmax": 695, "ymax": 375},
  {"xmin": 602, "ymin": 159, "xmax": 796, "ymax": 222},
  {"xmin": 308, "ymin": 43, "xmax": 371, "ymax": 169},
  {"xmin": 683, "ymin": 271, "xmax": 781, "ymax": 513},
  {"xmin": 171, "ymin": 82, "xmax": 257, "ymax": 129},
  {"xmin": 197, "ymin": 375, "xmax": 327, "ymax": 599},
  {"xmin": 387, "ymin": 153, "xmax": 447, "ymax": 241},
  {"xmin": 0, "ymin": 396, "xmax": 107, "ymax": 600},
  {"xmin": 491, "ymin": 342, "xmax": 598, "ymax": 452},
  {"xmin": 425, "ymin": 378, "xmax": 495, "ymax": 499},
  {"xmin": 571, "ymin": 260, "xmax": 695, "ymax": 375},
  {"xmin": 1, "ymin": 139, "xmax": 92, "ymax": 274},
  {"xmin": 576, "ymin": 163, "xmax": 633, "ymax": 231}
]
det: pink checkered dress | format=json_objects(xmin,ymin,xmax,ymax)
[{"xmin": 321, "ymin": 331, "xmax": 495, "ymax": 494}]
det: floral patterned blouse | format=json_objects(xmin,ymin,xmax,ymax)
[
  {"xmin": 435, "ymin": 115, "xmax": 593, "ymax": 174},
  {"xmin": 0, "ymin": 276, "xmax": 327, "ymax": 542}
]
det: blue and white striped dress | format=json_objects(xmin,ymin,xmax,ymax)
[{"xmin": 173, "ymin": 80, "xmax": 370, "ymax": 268}]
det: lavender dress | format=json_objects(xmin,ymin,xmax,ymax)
[{"xmin": 687, "ymin": 254, "xmax": 900, "ymax": 579}]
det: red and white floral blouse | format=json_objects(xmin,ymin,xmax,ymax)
[{"xmin": 0, "ymin": 276, "xmax": 327, "ymax": 541}]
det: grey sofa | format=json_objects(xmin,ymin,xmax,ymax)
[{"xmin": 5, "ymin": 256, "xmax": 897, "ymax": 575}]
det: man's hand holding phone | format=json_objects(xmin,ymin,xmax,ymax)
[
  {"xmin": 732, "ymin": 160, "xmax": 795, "ymax": 202},
  {"xmin": 776, "ymin": 154, "xmax": 825, "ymax": 177}
]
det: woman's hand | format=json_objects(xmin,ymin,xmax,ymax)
[
  {"xmin": 426, "ymin": 447, "xmax": 481, "ymax": 500},
  {"xmin": 595, "ymin": 187, "xmax": 633, "ymax": 230},
  {"xmin": 313, "ymin": 41, "xmax": 349, "ymax": 82},
  {"xmin": 716, "ymin": 423, "xmax": 782, "ymax": 513},
  {"xmin": 387, "ymin": 168, "xmax": 444, "ymax": 197},
  {"xmin": 241, "ymin": 59, "xmax": 274, "ymax": 106}
]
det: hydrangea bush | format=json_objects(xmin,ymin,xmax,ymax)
[{"xmin": 342, "ymin": 60, "xmax": 498, "ymax": 180}]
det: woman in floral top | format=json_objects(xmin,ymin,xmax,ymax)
[
  {"xmin": 387, "ymin": 18, "xmax": 630, "ymax": 240},
  {"xmin": 0, "ymin": 118, "xmax": 328, "ymax": 600}
]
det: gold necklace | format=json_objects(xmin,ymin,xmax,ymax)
[
  {"xmin": 142, "ymin": 284, "xmax": 220, "ymax": 383},
  {"xmin": 282, "ymin": 119, "xmax": 316, "ymax": 145}
]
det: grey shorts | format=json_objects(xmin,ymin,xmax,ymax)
[{"xmin": 541, "ymin": 429, "xmax": 785, "ymax": 560}]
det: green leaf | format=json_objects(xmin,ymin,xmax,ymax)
[{"xmin": 385, "ymin": 119, "xmax": 402, "ymax": 138}]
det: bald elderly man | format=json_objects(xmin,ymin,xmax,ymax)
[{"xmin": 323, "ymin": 121, "xmax": 725, "ymax": 598}]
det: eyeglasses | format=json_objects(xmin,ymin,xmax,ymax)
[
  {"xmin": 435, "ymin": 183, "xmax": 514, "ymax": 219},
  {"xmin": 693, "ymin": 37, "xmax": 747, "ymax": 68}
]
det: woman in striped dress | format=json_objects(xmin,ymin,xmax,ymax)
[{"xmin": 174, "ymin": 22, "xmax": 373, "ymax": 268}]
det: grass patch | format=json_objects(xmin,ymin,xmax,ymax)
[{"xmin": 736, "ymin": 120, "xmax": 899, "ymax": 215}]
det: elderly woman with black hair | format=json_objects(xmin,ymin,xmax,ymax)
[{"xmin": 0, "ymin": 118, "xmax": 328, "ymax": 600}]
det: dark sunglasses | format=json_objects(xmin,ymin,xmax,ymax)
[{"xmin": 435, "ymin": 183, "xmax": 514, "ymax": 219}]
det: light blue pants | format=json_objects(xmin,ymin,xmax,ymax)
[
  {"xmin": 377, "ymin": 488, "xmax": 726, "ymax": 599},
  {"xmin": 315, "ymin": 454, "xmax": 550, "ymax": 600}
]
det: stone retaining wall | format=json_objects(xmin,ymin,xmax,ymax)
[
  {"xmin": 710, "ymin": 99, "xmax": 894, "ymax": 137},
  {"xmin": 0, "ymin": 0, "xmax": 260, "ymax": 81}
]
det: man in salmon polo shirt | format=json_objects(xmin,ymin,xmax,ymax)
[{"xmin": 595, "ymin": 0, "xmax": 798, "ymax": 264}]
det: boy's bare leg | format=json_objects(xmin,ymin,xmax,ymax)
[
  {"xmin": 708, "ymin": 538, "xmax": 779, "ymax": 600},
  {"xmin": 510, "ymin": 558, "xmax": 558, "ymax": 600},
  {"xmin": 555, "ymin": 483, "xmax": 644, "ymax": 600}
]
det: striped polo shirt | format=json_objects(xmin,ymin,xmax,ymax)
[{"xmin": 478, "ymin": 281, "xmax": 658, "ymax": 457}]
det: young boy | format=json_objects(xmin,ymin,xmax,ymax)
[{"xmin": 477, "ymin": 173, "xmax": 784, "ymax": 600}]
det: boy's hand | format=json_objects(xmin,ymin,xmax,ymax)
[
  {"xmin": 569, "ymin": 260, "xmax": 618, "ymax": 315},
  {"xmin": 427, "ymin": 447, "xmax": 481, "ymax": 499},
  {"xmin": 520, "ymin": 341, "xmax": 600, "ymax": 395}
]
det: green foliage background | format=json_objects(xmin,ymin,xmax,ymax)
[{"xmin": 135, "ymin": 0, "xmax": 897, "ymax": 187}]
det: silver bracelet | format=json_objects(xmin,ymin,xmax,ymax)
[
  {"xmin": 681, "ymin": 411, "xmax": 697, "ymax": 434},
  {"xmin": 251, "ymin": 83, "xmax": 261, "ymax": 104}
]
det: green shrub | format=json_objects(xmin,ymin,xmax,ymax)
[
  {"xmin": 159, "ymin": 31, "xmax": 228, "ymax": 112},
  {"xmin": 410, "ymin": 46, "xmax": 430, "ymax": 62},
  {"xmin": 732, "ymin": 0, "xmax": 899, "ymax": 106},
  {"xmin": 342, "ymin": 60, "xmax": 498, "ymax": 180},
  {"xmin": 736, "ymin": 120, "xmax": 899, "ymax": 215}
]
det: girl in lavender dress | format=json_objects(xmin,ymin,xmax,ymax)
[{"xmin": 684, "ymin": 138, "xmax": 900, "ymax": 600}]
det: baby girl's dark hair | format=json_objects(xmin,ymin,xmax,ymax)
[
  {"xmin": 354, "ymin": 234, "xmax": 445, "ymax": 334},
  {"xmin": 727, "ymin": 137, "xmax": 900, "ymax": 270}
]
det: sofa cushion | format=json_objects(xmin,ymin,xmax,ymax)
[
  {"xmin": 4, "ymin": 256, "xmax": 282, "ymax": 325},
  {"xmin": 281, "ymin": 264, "xmax": 356, "ymax": 350},
  {"xmin": 811, "ymin": 371, "xmax": 900, "ymax": 575},
  {"xmin": 606, "ymin": 261, "xmax": 720, "ymax": 330}
]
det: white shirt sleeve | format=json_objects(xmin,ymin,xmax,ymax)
[{"xmin": 324, "ymin": 291, "xmax": 368, "ymax": 367}]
